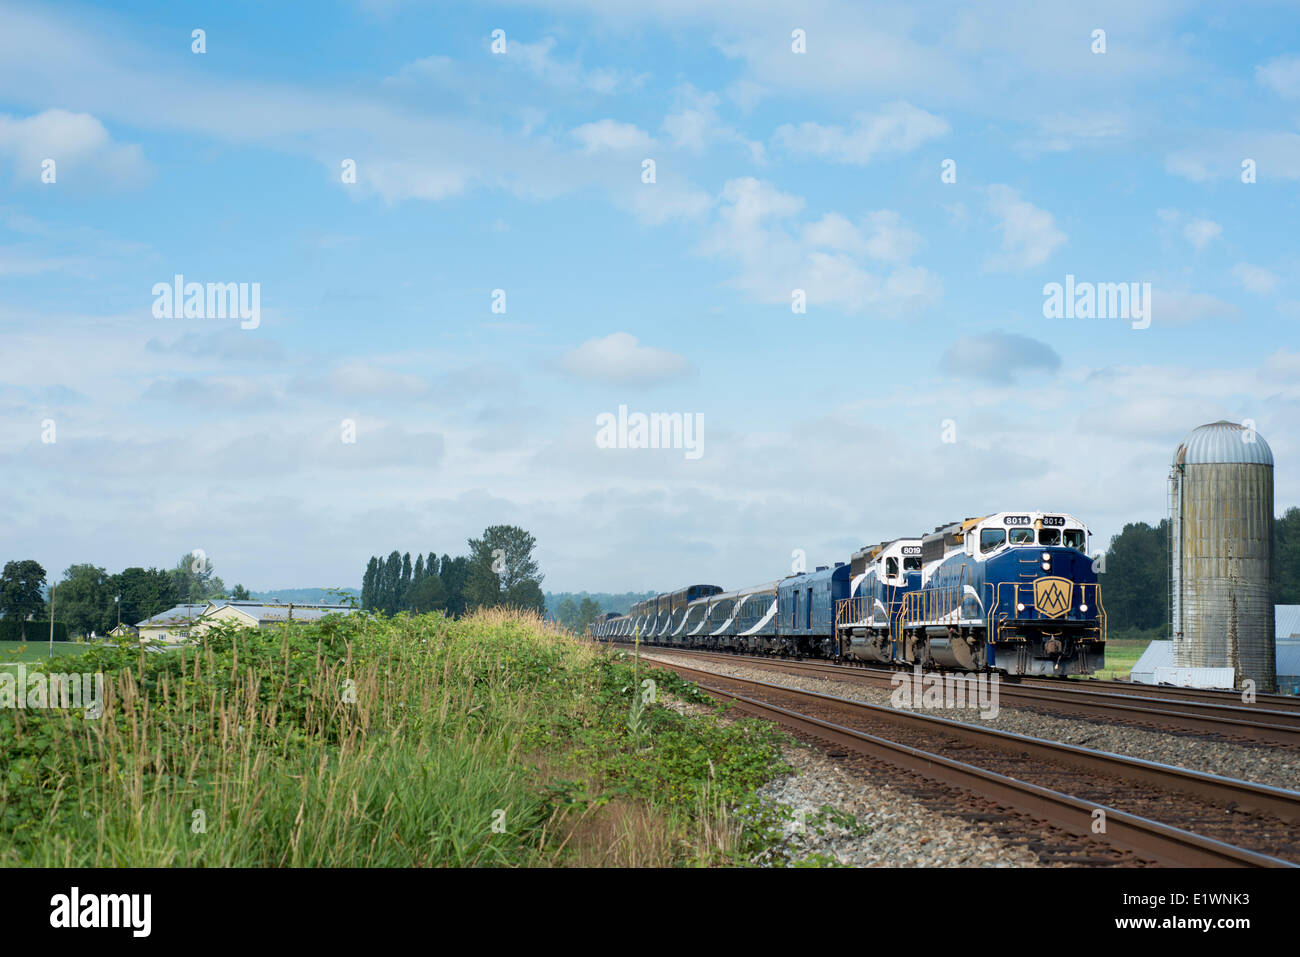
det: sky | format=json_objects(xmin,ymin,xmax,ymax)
[{"xmin": 0, "ymin": 0, "xmax": 1297, "ymax": 595}]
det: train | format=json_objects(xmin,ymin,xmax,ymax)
[{"xmin": 591, "ymin": 510, "xmax": 1106, "ymax": 676}]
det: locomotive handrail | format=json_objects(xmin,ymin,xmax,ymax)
[
  {"xmin": 903, "ymin": 565, "xmax": 968, "ymax": 627},
  {"xmin": 835, "ymin": 596, "xmax": 866, "ymax": 627}
]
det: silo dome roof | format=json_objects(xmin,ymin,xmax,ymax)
[{"xmin": 1174, "ymin": 420, "xmax": 1274, "ymax": 466}]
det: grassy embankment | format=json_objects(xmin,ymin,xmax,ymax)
[{"xmin": 0, "ymin": 609, "xmax": 809, "ymax": 866}]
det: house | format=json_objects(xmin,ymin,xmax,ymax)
[
  {"xmin": 135, "ymin": 604, "xmax": 208, "ymax": 644},
  {"xmin": 107, "ymin": 623, "xmax": 138, "ymax": 639},
  {"xmin": 193, "ymin": 600, "xmax": 359, "ymax": 634}
]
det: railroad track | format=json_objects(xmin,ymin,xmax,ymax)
[
  {"xmin": 606, "ymin": 641, "xmax": 1300, "ymax": 746},
  {"xmin": 1021, "ymin": 673, "xmax": 1300, "ymax": 711},
  {"xmin": 626, "ymin": 651, "xmax": 1300, "ymax": 867}
]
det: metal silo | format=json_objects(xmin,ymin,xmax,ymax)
[{"xmin": 1169, "ymin": 421, "xmax": 1275, "ymax": 691}]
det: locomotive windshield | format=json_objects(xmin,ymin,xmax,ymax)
[
  {"xmin": 1064, "ymin": 529, "xmax": 1087, "ymax": 551},
  {"xmin": 980, "ymin": 528, "xmax": 1005, "ymax": 553},
  {"xmin": 1039, "ymin": 528, "xmax": 1060, "ymax": 545},
  {"xmin": 1008, "ymin": 528, "xmax": 1034, "ymax": 545},
  {"xmin": 904, "ymin": 556, "xmax": 921, "ymax": 571}
]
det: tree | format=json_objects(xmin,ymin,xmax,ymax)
[
  {"xmin": 109, "ymin": 567, "xmax": 176, "ymax": 628},
  {"xmin": 400, "ymin": 552, "xmax": 413, "ymax": 600},
  {"xmin": 0, "ymin": 560, "xmax": 48, "ymax": 640},
  {"xmin": 169, "ymin": 552, "xmax": 226, "ymax": 605},
  {"xmin": 1102, "ymin": 520, "xmax": 1169, "ymax": 634},
  {"xmin": 381, "ymin": 551, "xmax": 402, "ymax": 615},
  {"xmin": 578, "ymin": 597, "xmax": 601, "ymax": 632},
  {"xmin": 557, "ymin": 597, "xmax": 579, "ymax": 629},
  {"xmin": 440, "ymin": 554, "xmax": 470, "ymax": 618},
  {"xmin": 413, "ymin": 553, "xmax": 425, "ymax": 584},
  {"xmin": 361, "ymin": 557, "xmax": 380, "ymax": 611},
  {"xmin": 231, "ymin": 583, "xmax": 251, "ymax": 601},
  {"xmin": 1275, "ymin": 507, "xmax": 1300, "ymax": 605},
  {"xmin": 406, "ymin": 573, "xmax": 446, "ymax": 613},
  {"xmin": 56, "ymin": 564, "xmax": 113, "ymax": 637},
  {"xmin": 464, "ymin": 525, "xmax": 545, "ymax": 614}
]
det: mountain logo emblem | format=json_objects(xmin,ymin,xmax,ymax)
[{"xmin": 1033, "ymin": 577, "xmax": 1072, "ymax": 619}]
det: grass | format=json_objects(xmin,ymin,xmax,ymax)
[
  {"xmin": 0, "ymin": 640, "xmax": 97, "ymax": 666},
  {"xmin": 0, "ymin": 609, "xmax": 796, "ymax": 867},
  {"xmin": 1093, "ymin": 638, "xmax": 1154, "ymax": 680}
]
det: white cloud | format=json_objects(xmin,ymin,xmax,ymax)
[
  {"xmin": 615, "ymin": 177, "xmax": 714, "ymax": 225},
  {"xmin": 1166, "ymin": 131, "xmax": 1300, "ymax": 182},
  {"xmin": 571, "ymin": 119, "xmax": 654, "ymax": 153},
  {"xmin": 661, "ymin": 84, "xmax": 764, "ymax": 161},
  {"xmin": 697, "ymin": 177, "xmax": 941, "ymax": 315},
  {"xmin": 499, "ymin": 37, "xmax": 638, "ymax": 94},
  {"xmin": 555, "ymin": 332, "xmax": 694, "ymax": 385},
  {"xmin": 0, "ymin": 109, "xmax": 147, "ymax": 186},
  {"xmin": 1149, "ymin": 289, "xmax": 1241, "ymax": 325},
  {"xmin": 142, "ymin": 376, "xmax": 279, "ymax": 410},
  {"xmin": 1182, "ymin": 218, "xmax": 1222, "ymax": 251},
  {"xmin": 982, "ymin": 184, "xmax": 1066, "ymax": 272},
  {"xmin": 0, "ymin": 246, "xmax": 83, "ymax": 276},
  {"xmin": 290, "ymin": 361, "xmax": 434, "ymax": 399},
  {"xmin": 1257, "ymin": 55, "xmax": 1300, "ymax": 99},
  {"xmin": 941, "ymin": 332, "xmax": 1061, "ymax": 381},
  {"xmin": 1019, "ymin": 111, "xmax": 1129, "ymax": 153},
  {"xmin": 799, "ymin": 211, "xmax": 921, "ymax": 264},
  {"xmin": 1232, "ymin": 262, "xmax": 1280, "ymax": 296},
  {"xmin": 773, "ymin": 102, "xmax": 948, "ymax": 164}
]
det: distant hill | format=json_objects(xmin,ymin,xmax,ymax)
[
  {"xmin": 250, "ymin": 587, "xmax": 360, "ymax": 605},
  {"xmin": 544, "ymin": 590, "xmax": 657, "ymax": 618}
]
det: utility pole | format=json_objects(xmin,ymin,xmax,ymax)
[{"xmin": 48, "ymin": 583, "xmax": 54, "ymax": 659}]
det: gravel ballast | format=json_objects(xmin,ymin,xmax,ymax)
[{"xmin": 660, "ymin": 689, "xmax": 1047, "ymax": 867}]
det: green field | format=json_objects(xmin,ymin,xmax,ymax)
[
  {"xmin": 0, "ymin": 641, "xmax": 97, "ymax": 666},
  {"xmin": 1093, "ymin": 638, "xmax": 1153, "ymax": 681},
  {"xmin": 0, "ymin": 611, "xmax": 811, "ymax": 867}
]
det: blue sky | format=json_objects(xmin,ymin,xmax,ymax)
[{"xmin": 1, "ymin": 0, "xmax": 1297, "ymax": 594}]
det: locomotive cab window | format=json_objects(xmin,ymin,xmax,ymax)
[
  {"xmin": 980, "ymin": 528, "xmax": 1005, "ymax": 553},
  {"xmin": 904, "ymin": 556, "xmax": 921, "ymax": 571},
  {"xmin": 1064, "ymin": 529, "xmax": 1086, "ymax": 551},
  {"xmin": 886, "ymin": 557, "xmax": 899, "ymax": 576},
  {"xmin": 1008, "ymin": 528, "xmax": 1034, "ymax": 545},
  {"xmin": 1039, "ymin": 528, "xmax": 1061, "ymax": 546}
]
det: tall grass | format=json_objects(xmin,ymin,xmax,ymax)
[
  {"xmin": 3, "ymin": 610, "xmax": 586, "ymax": 865},
  {"xmin": 0, "ymin": 609, "xmax": 788, "ymax": 867}
]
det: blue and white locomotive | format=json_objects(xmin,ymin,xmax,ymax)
[
  {"xmin": 590, "ymin": 509, "xmax": 1106, "ymax": 677},
  {"xmin": 837, "ymin": 538, "xmax": 923, "ymax": 664},
  {"xmin": 901, "ymin": 512, "xmax": 1105, "ymax": 676}
]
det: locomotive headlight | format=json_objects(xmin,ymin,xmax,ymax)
[
  {"xmin": 1041, "ymin": 552, "xmax": 1051, "ymax": 562},
  {"xmin": 1080, "ymin": 603, "xmax": 1089, "ymax": 612},
  {"xmin": 1017, "ymin": 602, "xmax": 1026, "ymax": 612},
  {"xmin": 1041, "ymin": 562, "xmax": 1051, "ymax": 571}
]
